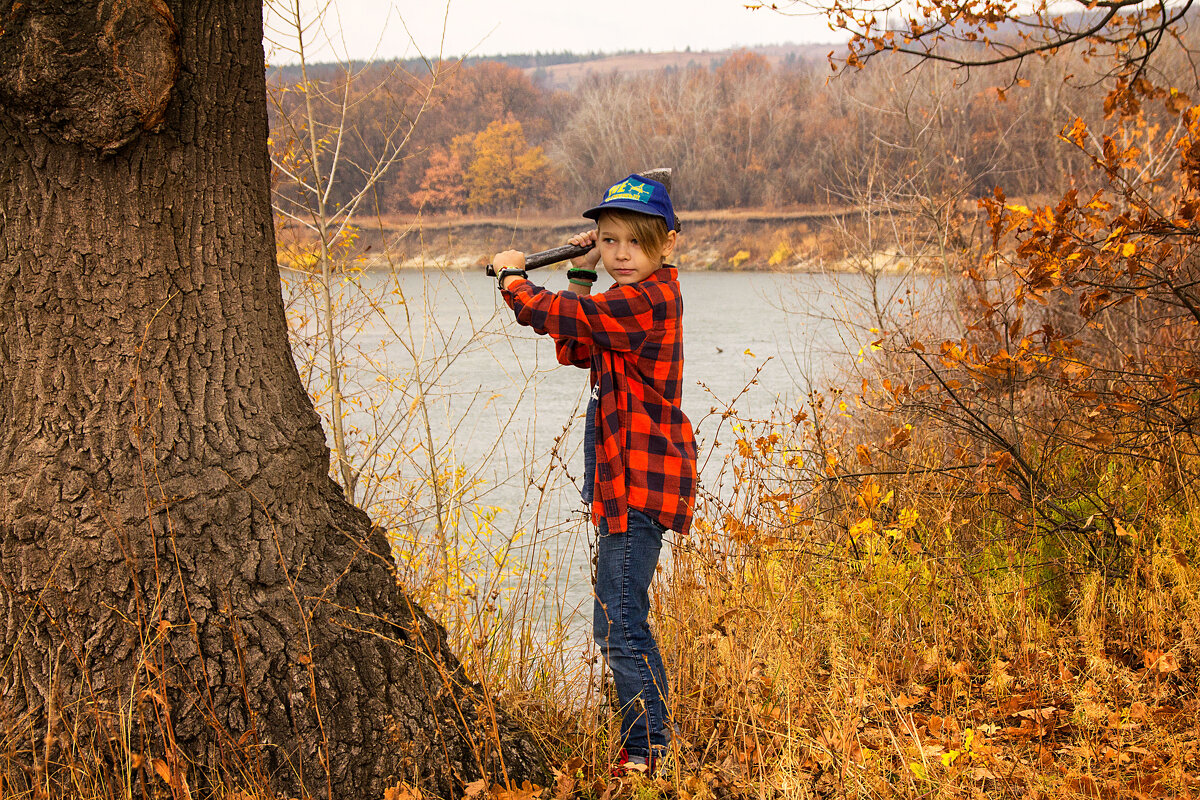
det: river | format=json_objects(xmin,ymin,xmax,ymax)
[{"xmin": 282, "ymin": 266, "xmax": 929, "ymax": 642}]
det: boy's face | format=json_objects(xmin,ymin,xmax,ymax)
[{"xmin": 597, "ymin": 214, "xmax": 676, "ymax": 286}]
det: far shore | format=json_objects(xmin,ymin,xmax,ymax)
[{"xmin": 276, "ymin": 204, "xmax": 974, "ymax": 274}]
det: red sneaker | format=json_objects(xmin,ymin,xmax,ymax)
[{"xmin": 611, "ymin": 748, "xmax": 654, "ymax": 777}]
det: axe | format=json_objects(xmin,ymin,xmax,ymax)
[{"xmin": 485, "ymin": 168, "xmax": 675, "ymax": 277}]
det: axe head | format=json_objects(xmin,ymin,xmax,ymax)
[
  {"xmin": 638, "ymin": 167, "xmax": 672, "ymax": 195},
  {"xmin": 636, "ymin": 167, "xmax": 679, "ymax": 232}
]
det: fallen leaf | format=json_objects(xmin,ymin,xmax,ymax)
[
  {"xmin": 884, "ymin": 426, "xmax": 911, "ymax": 450},
  {"xmin": 1143, "ymin": 650, "xmax": 1181, "ymax": 673},
  {"xmin": 384, "ymin": 783, "xmax": 423, "ymax": 800}
]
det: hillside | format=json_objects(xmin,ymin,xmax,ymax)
[
  {"xmin": 269, "ymin": 42, "xmax": 837, "ymax": 89},
  {"xmin": 524, "ymin": 42, "xmax": 835, "ymax": 89}
]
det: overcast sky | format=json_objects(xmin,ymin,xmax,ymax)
[{"xmin": 264, "ymin": 1, "xmax": 837, "ymax": 64}]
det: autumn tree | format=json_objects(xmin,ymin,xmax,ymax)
[
  {"xmin": 269, "ymin": 59, "xmax": 439, "ymax": 213},
  {"xmin": 0, "ymin": 2, "xmax": 543, "ymax": 798},
  {"xmin": 463, "ymin": 119, "xmax": 558, "ymax": 212},
  {"xmin": 765, "ymin": 0, "xmax": 1200, "ymax": 586},
  {"xmin": 270, "ymin": 59, "xmax": 566, "ymax": 215},
  {"xmin": 410, "ymin": 135, "xmax": 472, "ymax": 211},
  {"xmin": 265, "ymin": 44, "xmax": 1108, "ymax": 216}
]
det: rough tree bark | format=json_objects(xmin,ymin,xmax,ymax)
[{"xmin": 0, "ymin": 1, "xmax": 545, "ymax": 797}]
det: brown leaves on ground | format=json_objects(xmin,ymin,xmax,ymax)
[
  {"xmin": 668, "ymin": 638, "xmax": 1200, "ymax": 800},
  {"xmin": 386, "ymin": 779, "xmax": 545, "ymax": 800}
]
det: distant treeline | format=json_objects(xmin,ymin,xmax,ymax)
[
  {"xmin": 266, "ymin": 45, "xmax": 1169, "ymax": 216},
  {"xmin": 270, "ymin": 50, "xmax": 636, "ymax": 82}
]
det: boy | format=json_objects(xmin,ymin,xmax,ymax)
[{"xmin": 490, "ymin": 174, "xmax": 697, "ymax": 774}]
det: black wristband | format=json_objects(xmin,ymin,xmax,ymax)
[
  {"xmin": 566, "ymin": 268, "xmax": 597, "ymax": 283},
  {"xmin": 496, "ymin": 267, "xmax": 527, "ymax": 289}
]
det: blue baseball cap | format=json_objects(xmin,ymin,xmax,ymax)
[{"xmin": 582, "ymin": 174, "xmax": 675, "ymax": 231}]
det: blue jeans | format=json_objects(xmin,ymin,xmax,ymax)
[
  {"xmin": 594, "ymin": 510, "xmax": 670, "ymax": 759},
  {"xmin": 584, "ymin": 393, "xmax": 671, "ymax": 758}
]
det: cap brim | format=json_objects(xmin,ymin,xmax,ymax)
[{"xmin": 582, "ymin": 200, "xmax": 672, "ymax": 227}]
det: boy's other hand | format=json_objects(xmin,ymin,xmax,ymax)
[
  {"xmin": 493, "ymin": 250, "xmax": 526, "ymax": 270},
  {"xmin": 492, "ymin": 250, "xmax": 527, "ymax": 290},
  {"xmin": 568, "ymin": 230, "xmax": 601, "ymax": 270}
]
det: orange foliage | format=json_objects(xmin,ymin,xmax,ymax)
[
  {"xmin": 409, "ymin": 136, "xmax": 471, "ymax": 212},
  {"xmin": 462, "ymin": 119, "xmax": 558, "ymax": 213}
]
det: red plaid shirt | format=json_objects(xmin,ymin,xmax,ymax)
[{"xmin": 501, "ymin": 267, "xmax": 697, "ymax": 534}]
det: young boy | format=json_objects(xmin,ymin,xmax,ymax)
[{"xmin": 490, "ymin": 174, "xmax": 697, "ymax": 773}]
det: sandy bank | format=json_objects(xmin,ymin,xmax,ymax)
[{"xmin": 277, "ymin": 206, "xmax": 943, "ymax": 274}]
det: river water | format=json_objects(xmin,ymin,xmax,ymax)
[{"xmin": 283, "ymin": 267, "xmax": 929, "ymax": 641}]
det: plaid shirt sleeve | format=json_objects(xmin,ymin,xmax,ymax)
[
  {"xmin": 554, "ymin": 336, "xmax": 591, "ymax": 368},
  {"xmin": 501, "ymin": 278, "xmax": 655, "ymax": 352}
]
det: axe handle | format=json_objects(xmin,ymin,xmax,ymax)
[{"xmin": 485, "ymin": 242, "xmax": 594, "ymax": 277}]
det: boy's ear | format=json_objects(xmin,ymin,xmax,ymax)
[{"xmin": 661, "ymin": 229, "xmax": 678, "ymax": 262}]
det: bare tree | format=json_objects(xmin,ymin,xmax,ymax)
[{"xmin": 267, "ymin": 1, "xmax": 447, "ymax": 502}]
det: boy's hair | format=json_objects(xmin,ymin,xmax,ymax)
[{"xmin": 598, "ymin": 209, "xmax": 672, "ymax": 263}]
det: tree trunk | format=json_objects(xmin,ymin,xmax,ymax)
[{"xmin": 0, "ymin": 2, "xmax": 544, "ymax": 797}]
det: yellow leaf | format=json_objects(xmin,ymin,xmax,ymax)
[
  {"xmin": 908, "ymin": 761, "xmax": 928, "ymax": 780},
  {"xmin": 856, "ymin": 444, "xmax": 872, "ymax": 465},
  {"xmin": 1122, "ymin": 242, "xmax": 1136, "ymax": 257},
  {"xmin": 849, "ymin": 518, "xmax": 875, "ymax": 538},
  {"xmin": 857, "ymin": 478, "xmax": 882, "ymax": 510},
  {"xmin": 768, "ymin": 240, "xmax": 794, "ymax": 266}
]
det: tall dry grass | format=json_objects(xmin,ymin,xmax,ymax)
[
  {"xmin": 6, "ymin": 293, "xmax": 1198, "ymax": 800},
  {"xmin": 644, "ymin": 403, "xmax": 1200, "ymax": 799}
]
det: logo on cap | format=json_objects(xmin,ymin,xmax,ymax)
[{"xmin": 604, "ymin": 178, "xmax": 655, "ymax": 204}]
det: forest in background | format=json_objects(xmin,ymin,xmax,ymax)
[{"xmin": 267, "ymin": 42, "xmax": 1121, "ymax": 218}]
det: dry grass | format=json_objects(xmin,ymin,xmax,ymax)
[
  {"xmin": 4, "ymin": 437, "xmax": 1198, "ymax": 800},
  {"xmin": 668, "ymin": 414, "xmax": 1198, "ymax": 799},
  {"xmin": 471, "ymin": 401, "xmax": 1200, "ymax": 800}
]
